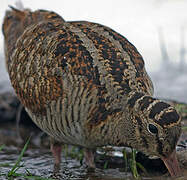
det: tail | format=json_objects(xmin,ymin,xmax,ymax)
[
  {"xmin": 15, "ymin": 0, "xmax": 24, "ymax": 10},
  {"xmin": 2, "ymin": 4, "xmax": 65, "ymax": 70},
  {"xmin": 2, "ymin": 5, "xmax": 30, "ymax": 70}
]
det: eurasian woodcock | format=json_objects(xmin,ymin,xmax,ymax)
[{"xmin": 2, "ymin": 6, "xmax": 182, "ymax": 177}]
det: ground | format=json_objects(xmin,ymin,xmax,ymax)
[{"xmin": 0, "ymin": 92, "xmax": 186, "ymax": 180}]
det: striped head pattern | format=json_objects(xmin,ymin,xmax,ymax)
[{"xmin": 127, "ymin": 91, "xmax": 181, "ymax": 158}]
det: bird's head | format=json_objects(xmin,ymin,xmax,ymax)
[{"xmin": 125, "ymin": 92, "xmax": 181, "ymax": 176}]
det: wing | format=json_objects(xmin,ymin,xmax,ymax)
[
  {"xmin": 9, "ymin": 20, "xmax": 106, "ymax": 116},
  {"xmin": 9, "ymin": 19, "xmax": 153, "ymax": 118},
  {"xmin": 69, "ymin": 21, "xmax": 154, "ymax": 96}
]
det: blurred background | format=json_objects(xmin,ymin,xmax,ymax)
[
  {"xmin": 0, "ymin": 1, "xmax": 187, "ymax": 179},
  {"xmin": 0, "ymin": 0, "xmax": 187, "ymax": 102}
]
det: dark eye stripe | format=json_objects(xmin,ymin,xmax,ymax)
[
  {"xmin": 127, "ymin": 92, "xmax": 144, "ymax": 108},
  {"xmin": 149, "ymin": 102, "xmax": 170, "ymax": 119},
  {"xmin": 139, "ymin": 96, "xmax": 155, "ymax": 111},
  {"xmin": 159, "ymin": 111, "xmax": 180, "ymax": 127}
]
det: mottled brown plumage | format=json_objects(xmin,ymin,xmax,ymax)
[{"xmin": 2, "ymin": 6, "xmax": 181, "ymax": 177}]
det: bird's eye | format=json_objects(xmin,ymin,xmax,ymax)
[{"xmin": 148, "ymin": 124, "xmax": 158, "ymax": 134}]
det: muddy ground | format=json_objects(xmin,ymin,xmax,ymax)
[{"xmin": 0, "ymin": 92, "xmax": 186, "ymax": 180}]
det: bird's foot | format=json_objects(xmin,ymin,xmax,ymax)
[
  {"xmin": 84, "ymin": 148, "xmax": 96, "ymax": 172},
  {"xmin": 53, "ymin": 163, "xmax": 61, "ymax": 174},
  {"xmin": 50, "ymin": 138, "xmax": 62, "ymax": 174}
]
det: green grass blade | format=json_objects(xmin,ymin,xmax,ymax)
[
  {"xmin": 0, "ymin": 145, "xmax": 4, "ymax": 151},
  {"xmin": 136, "ymin": 162, "xmax": 147, "ymax": 174},
  {"xmin": 130, "ymin": 149, "xmax": 140, "ymax": 179},
  {"xmin": 122, "ymin": 149, "xmax": 128, "ymax": 172},
  {"xmin": 25, "ymin": 168, "xmax": 32, "ymax": 176},
  {"xmin": 8, "ymin": 137, "xmax": 30, "ymax": 176},
  {"xmin": 103, "ymin": 161, "xmax": 108, "ymax": 169},
  {"xmin": 182, "ymin": 126, "xmax": 187, "ymax": 130},
  {"xmin": 78, "ymin": 149, "xmax": 84, "ymax": 165}
]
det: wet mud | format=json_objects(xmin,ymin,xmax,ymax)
[{"xmin": 0, "ymin": 92, "xmax": 187, "ymax": 180}]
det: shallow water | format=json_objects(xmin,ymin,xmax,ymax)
[
  {"xmin": 0, "ymin": 97, "xmax": 187, "ymax": 180},
  {"xmin": 0, "ymin": 146, "xmax": 133, "ymax": 180},
  {"xmin": 0, "ymin": 145, "xmax": 187, "ymax": 180}
]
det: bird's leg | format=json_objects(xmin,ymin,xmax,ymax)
[
  {"xmin": 50, "ymin": 138, "xmax": 62, "ymax": 173},
  {"xmin": 84, "ymin": 148, "xmax": 96, "ymax": 170}
]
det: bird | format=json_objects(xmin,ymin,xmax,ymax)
[{"xmin": 2, "ymin": 5, "xmax": 182, "ymax": 177}]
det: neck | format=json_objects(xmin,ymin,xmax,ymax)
[{"xmin": 107, "ymin": 91, "xmax": 156, "ymax": 147}]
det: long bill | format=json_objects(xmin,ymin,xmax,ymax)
[{"xmin": 161, "ymin": 150, "xmax": 181, "ymax": 177}]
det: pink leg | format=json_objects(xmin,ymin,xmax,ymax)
[
  {"xmin": 50, "ymin": 138, "xmax": 62, "ymax": 173},
  {"xmin": 84, "ymin": 148, "xmax": 96, "ymax": 169}
]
